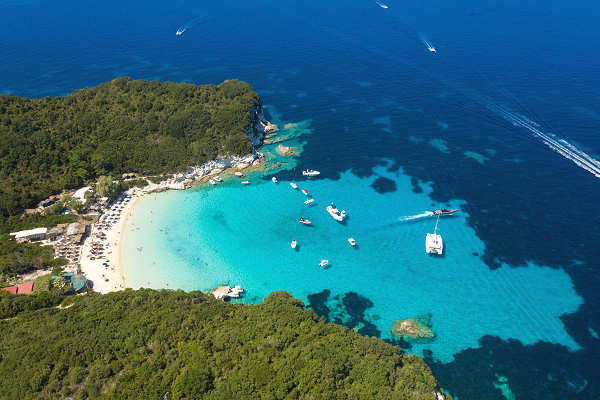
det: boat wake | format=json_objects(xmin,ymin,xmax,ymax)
[
  {"xmin": 375, "ymin": 1, "xmax": 389, "ymax": 9},
  {"xmin": 175, "ymin": 16, "xmax": 206, "ymax": 36},
  {"xmin": 487, "ymin": 103, "xmax": 600, "ymax": 178},
  {"xmin": 420, "ymin": 36, "xmax": 436, "ymax": 52},
  {"xmin": 400, "ymin": 211, "xmax": 434, "ymax": 221}
]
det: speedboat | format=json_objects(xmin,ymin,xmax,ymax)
[
  {"xmin": 214, "ymin": 176, "xmax": 223, "ymax": 182},
  {"xmin": 432, "ymin": 208, "xmax": 457, "ymax": 216},
  {"xmin": 427, "ymin": 46, "xmax": 437, "ymax": 53},
  {"xmin": 175, "ymin": 28, "xmax": 185, "ymax": 36},
  {"xmin": 299, "ymin": 217, "xmax": 312, "ymax": 225},
  {"xmin": 302, "ymin": 189, "xmax": 310, "ymax": 196},
  {"xmin": 426, "ymin": 215, "xmax": 444, "ymax": 255},
  {"xmin": 304, "ymin": 198, "xmax": 315, "ymax": 205},
  {"xmin": 290, "ymin": 182, "xmax": 298, "ymax": 189},
  {"xmin": 209, "ymin": 179, "xmax": 217, "ymax": 185},
  {"xmin": 291, "ymin": 240, "xmax": 297, "ymax": 249},
  {"xmin": 376, "ymin": 1, "xmax": 389, "ymax": 8},
  {"xmin": 348, "ymin": 238, "xmax": 356, "ymax": 247},
  {"xmin": 241, "ymin": 180, "xmax": 250, "ymax": 185},
  {"xmin": 326, "ymin": 203, "xmax": 346, "ymax": 222},
  {"xmin": 302, "ymin": 169, "xmax": 320, "ymax": 177},
  {"xmin": 272, "ymin": 176, "xmax": 278, "ymax": 183},
  {"xmin": 319, "ymin": 259, "xmax": 329, "ymax": 267}
]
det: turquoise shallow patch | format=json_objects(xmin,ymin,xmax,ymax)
[{"xmin": 122, "ymin": 166, "xmax": 582, "ymax": 362}]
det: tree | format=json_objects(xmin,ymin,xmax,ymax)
[{"xmin": 95, "ymin": 176, "xmax": 119, "ymax": 201}]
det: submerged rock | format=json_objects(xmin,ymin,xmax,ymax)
[
  {"xmin": 276, "ymin": 144, "xmax": 296, "ymax": 157},
  {"xmin": 391, "ymin": 313, "xmax": 436, "ymax": 343}
]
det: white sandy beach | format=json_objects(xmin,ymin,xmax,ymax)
[{"xmin": 79, "ymin": 191, "xmax": 141, "ymax": 293}]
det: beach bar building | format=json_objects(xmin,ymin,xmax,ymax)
[{"xmin": 9, "ymin": 227, "xmax": 48, "ymax": 242}]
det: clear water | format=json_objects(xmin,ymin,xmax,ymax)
[{"xmin": 2, "ymin": 0, "xmax": 599, "ymax": 397}]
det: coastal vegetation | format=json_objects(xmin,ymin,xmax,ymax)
[
  {"xmin": 0, "ymin": 77, "xmax": 260, "ymax": 218},
  {"xmin": 0, "ymin": 289, "xmax": 444, "ymax": 399}
]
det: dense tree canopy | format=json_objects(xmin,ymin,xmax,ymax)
[
  {"xmin": 0, "ymin": 77, "xmax": 260, "ymax": 217},
  {"xmin": 0, "ymin": 290, "xmax": 443, "ymax": 400}
]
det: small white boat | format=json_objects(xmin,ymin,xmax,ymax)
[
  {"xmin": 291, "ymin": 240, "xmax": 297, "ymax": 249},
  {"xmin": 241, "ymin": 180, "xmax": 250, "ymax": 185},
  {"xmin": 299, "ymin": 218, "xmax": 312, "ymax": 225},
  {"xmin": 302, "ymin": 189, "xmax": 310, "ymax": 196},
  {"xmin": 319, "ymin": 259, "xmax": 329, "ymax": 267},
  {"xmin": 348, "ymin": 238, "xmax": 356, "ymax": 247},
  {"xmin": 427, "ymin": 46, "xmax": 437, "ymax": 53},
  {"xmin": 175, "ymin": 28, "xmax": 185, "ymax": 36},
  {"xmin": 302, "ymin": 169, "xmax": 321, "ymax": 177},
  {"xmin": 304, "ymin": 198, "xmax": 315, "ymax": 205},
  {"xmin": 234, "ymin": 171, "xmax": 244, "ymax": 177},
  {"xmin": 209, "ymin": 179, "xmax": 217, "ymax": 185},
  {"xmin": 214, "ymin": 176, "xmax": 223, "ymax": 182},
  {"xmin": 426, "ymin": 215, "xmax": 444, "ymax": 255},
  {"xmin": 290, "ymin": 182, "xmax": 298, "ymax": 189},
  {"xmin": 326, "ymin": 203, "xmax": 346, "ymax": 222},
  {"xmin": 272, "ymin": 176, "xmax": 278, "ymax": 183}
]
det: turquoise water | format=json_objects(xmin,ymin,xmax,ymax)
[{"xmin": 123, "ymin": 156, "xmax": 582, "ymax": 363}]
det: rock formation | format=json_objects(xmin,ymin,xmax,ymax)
[
  {"xmin": 390, "ymin": 313, "xmax": 436, "ymax": 343},
  {"xmin": 276, "ymin": 144, "xmax": 296, "ymax": 157}
]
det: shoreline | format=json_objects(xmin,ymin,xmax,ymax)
[{"xmin": 81, "ymin": 151, "xmax": 268, "ymax": 294}]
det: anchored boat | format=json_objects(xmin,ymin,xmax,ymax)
[
  {"xmin": 302, "ymin": 189, "xmax": 310, "ymax": 196},
  {"xmin": 319, "ymin": 259, "xmax": 329, "ymax": 267},
  {"xmin": 291, "ymin": 240, "xmax": 297, "ymax": 249},
  {"xmin": 348, "ymin": 238, "xmax": 356, "ymax": 247},
  {"xmin": 304, "ymin": 198, "xmax": 315, "ymax": 205},
  {"xmin": 302, "ymin": 169, "xmax": 320, "ymax": 177},
  {"xmin": 299, "ymin": 217, "xmax": 312, "ymax": 225},
  {"xmin": 272, "ymin": 176, "xmax": 278, "ymax": 183},
  {"xmin": 426, "ymin": 215, "xmax": 444, "ymax": 255},
  {"xmin": 290, "ymin": 182, "xmax": 298, "ymax": 189},
  {"xmin": 326, "ymin": 203, "xmax": 346, "ymax": 222}
]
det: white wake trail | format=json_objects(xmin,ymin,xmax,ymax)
[
  {"xmin": 488, "ymin": 103, "xmax": 600, "ymax": 178},
  {"xmin": 400, "ymin": 211, "xmax": 434, "ymax": 221}
]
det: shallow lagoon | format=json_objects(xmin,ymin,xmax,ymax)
[{"xmin": 123, "ymin": 165, "xmax": 582, "ymax": 362}]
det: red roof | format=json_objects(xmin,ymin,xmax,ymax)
[
  {"xmin": 17, "ymin": 281, "xmax": 34, "ymax": 295},
  {"xmin": 2, "ymin": 286, "xmax": 17, "ymax": 295}
]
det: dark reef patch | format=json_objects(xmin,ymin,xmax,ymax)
[
  {"xmin": 424, "ymin": 335, "xmax": 599, "ymax": 400},
  {"xmin": 370, "ymin": 176, "xmax": 397, "ymax": 194},
  {"xmin": 306, "ymin": 290, "xmax": 381, "ymax": 337}
]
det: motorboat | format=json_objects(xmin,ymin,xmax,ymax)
[
  {"xmin": 376, "ymin": 1, "xmax": 389, "ymax": 8},
  {"xmin": 426, "ymin": 215, "xmax": 444, "ymax": 255},
  {"xmin": 302, "ymin": 169, "xmax": 320, "ymax": 177},
  {"xmin": 214, "ymin": 176, "xmax": 223, "ymax": 182},
  {"xmin": 427, "ymin": 46, "xmax": 437, "ymax": 53},
  {"xmin": 272, "ymin": 176, "xmax": 278, "ymax": 183},
  {"xmin": 209, "ymin": 179, "xmax": 217, "ymax": 185},
  {"xmin": 326, "ymin": 203, "xmax": 346, "ymax": 222},
  {"xmin": 234, "ymin": 171, "xmax": 244, "ymax": 177},
  {"xmin": 348, "ymin": 238, "xmax": 356, "ymax": 247},
  {"xmin": 290, "ymin": 182, "xmax": 298, "ymax": 189},
  {"xmin": 299, "ymin": 217, "xmax": 312, "ymax": 225},
  {"xmin": 319, "ymin": 259, "xmax": 329, "ymax": 267},
  {"xmin": 291, "ymin": 240, "xmax": 297, "ymax": 249},
  {"xmin": 304, "ymin": 198, "xmax": 315, "ymax": 205},
  {"xmin": 302, "ymin": 189, "xmax": 310, "ymax": 196},
  {"xmin": 241, "ymin": 180, "xmax": 250, "ymax": 184},
  {"xmin": 432, "ymin": 208, "xmax": 457, "ymax": 216},
  {"xmin": 175, "ymin": 28, "xmax": 185, "ymax": 36}
]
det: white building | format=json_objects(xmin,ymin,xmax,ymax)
[{"xmin": 10, "ymin": 227, "xmax": 48, "ymax": 242}]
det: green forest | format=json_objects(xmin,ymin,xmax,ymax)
[
  {"xmin": 0, "ymin": 289, "xmax": 444, "ymax": 400},
  {"xmin": 0, "ymin": 77, "xmax": 261, "ymax": 218}
]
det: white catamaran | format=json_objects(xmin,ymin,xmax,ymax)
[{"xmin": 425, "ymin": 215, "xmax": 444, "ymax": 255}]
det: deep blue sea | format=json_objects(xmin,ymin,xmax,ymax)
[{"xmin": 2, "ymin": 0, "xmax": 600, "ymax": 398}]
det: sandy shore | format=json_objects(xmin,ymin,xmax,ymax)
[{"xmin": 79, "ymin": 190, "xmax": 141, "ymax": 293}]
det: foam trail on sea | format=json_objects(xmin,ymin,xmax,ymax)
[
  {"xmin": 176, "ymin": 16, "xmax": 206, "ymax": 36},
  {"xmin": 400, "ymin": 211, "xmax": 434, "ymax": 221},
  {"xmin": 487, "ymin": 103, "xmax": 600, "ymax": 178}
]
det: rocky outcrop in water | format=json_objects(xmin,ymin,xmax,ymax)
[
  {"xmin": 276, "ymin": 144, "xmax": 296, "ymax": 157},
  {"xmin": 391, "ymin": 313, "xmax": 436, "ymax": 343}
]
